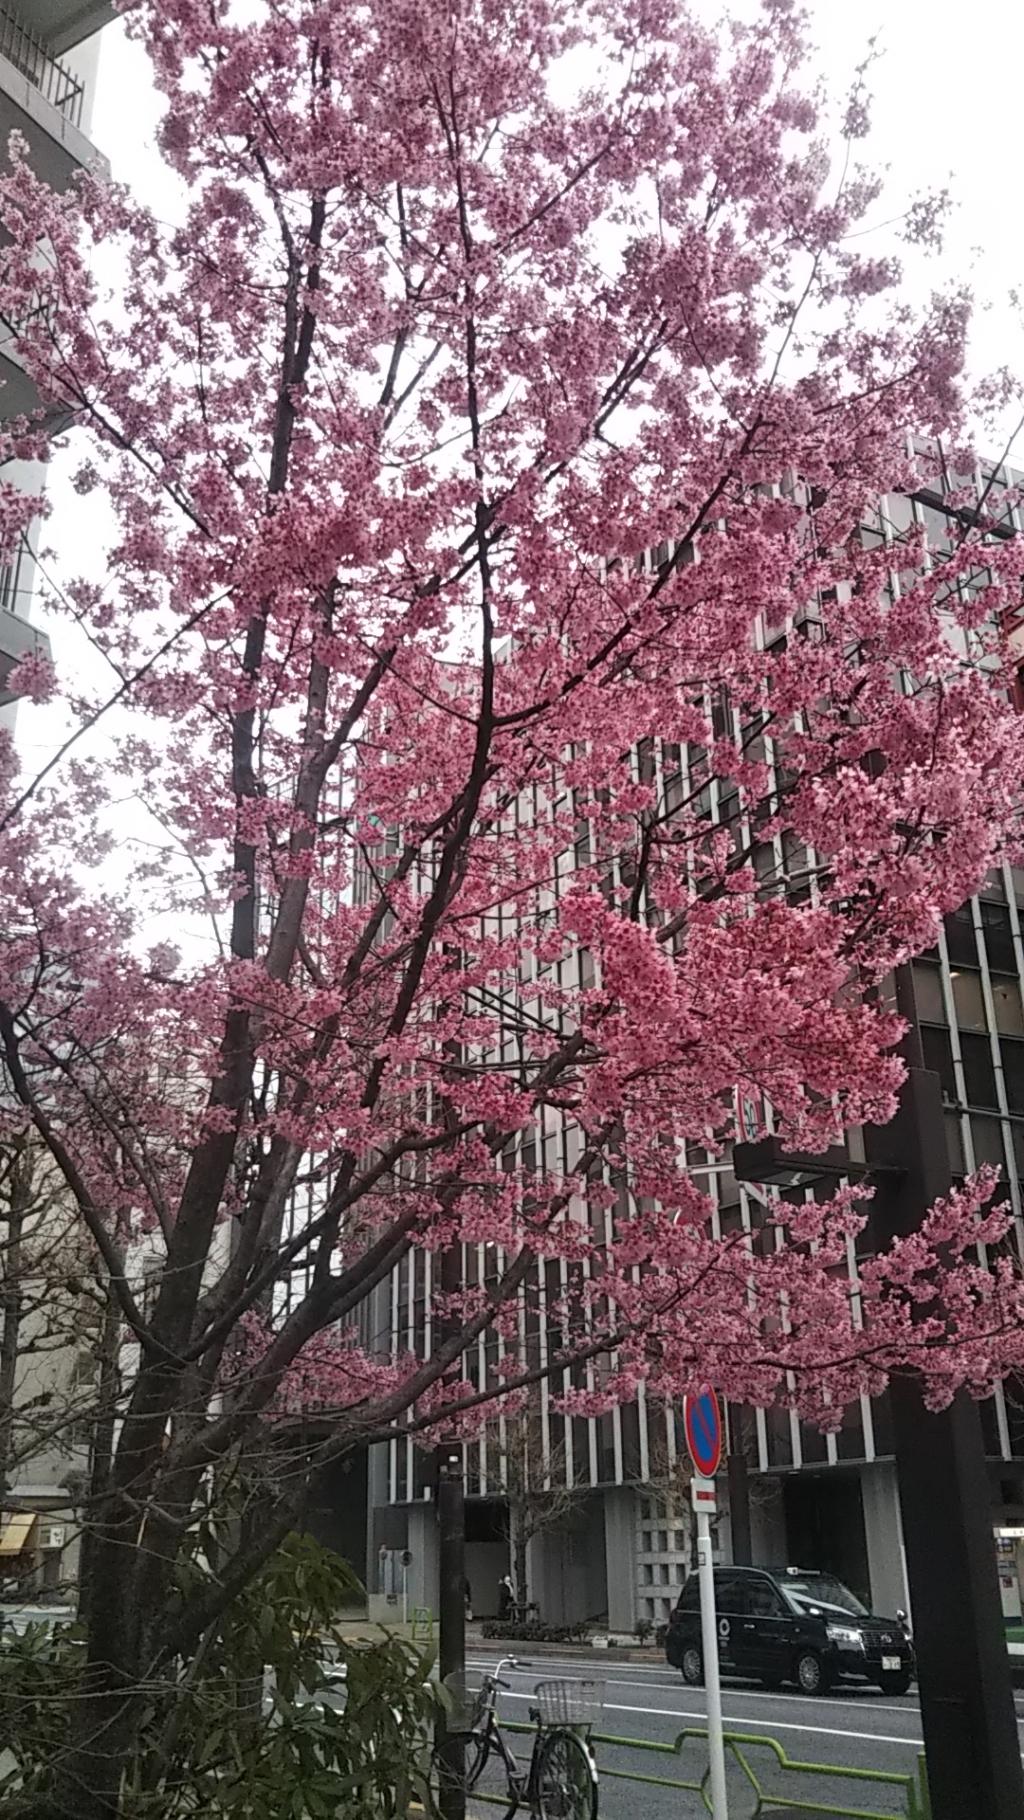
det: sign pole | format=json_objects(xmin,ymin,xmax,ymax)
[
  {"xmin": 693, "ymin": 1477, "xmax": 728, "ymax": 1820},
  {"xmin": 684, "ymin": 1386, "xmax": 729, "ymax": 1820}
]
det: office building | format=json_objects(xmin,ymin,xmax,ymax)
[{"xmin": 362, "ymin": 449, "xmax": 1024, "ymax": 1635}]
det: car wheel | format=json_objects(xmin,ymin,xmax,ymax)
[
  {"xmin": 681, "ymin": 1645, "xmax": 704, "ymax": 1687},
  {"xmin": 878, "ymin": 1672, "xmax": 911, "ymax": 1696},
  {"xmin": 794, "ymin": 1649, "xmax": 828, "ymax": 1695}
]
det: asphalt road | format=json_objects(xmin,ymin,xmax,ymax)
[{"xmin": 465, "ymin": 1649, "xmax": 1024, "ymax": 1818}]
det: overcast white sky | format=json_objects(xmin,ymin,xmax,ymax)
[
  {"xmin": 15, "ymin": 0, "xmax": 1024, "ymax": 798},
  {"xmin": 78, "ymin": 0, "xmax": 1024, "ymax": 396}
]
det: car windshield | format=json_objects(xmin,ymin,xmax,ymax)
[{"xmin": 779, "ymin": 1574, "xmax": 868, "ymax": 1618}]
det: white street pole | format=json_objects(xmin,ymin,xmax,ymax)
[
  {"xmin": 402, "ymin": 1558, "xmax": 409, "ymax": 1627},
  {"xmin": 694, "ymin": 1478, "xmax": 729, "ymax": 1820}
]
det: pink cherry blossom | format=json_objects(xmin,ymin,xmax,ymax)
[{"xmin": 0, "ymin": 0, "xmax": 1022, "ymax": 1794}]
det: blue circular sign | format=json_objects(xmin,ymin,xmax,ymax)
[{"xmin": 683, "ymin": 1385, "xmax": 722, "ymax": 1478}]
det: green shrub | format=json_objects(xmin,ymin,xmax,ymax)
[
  {"xmin": 0, "ymin": 1533, "xmax": 442, "ymax": 1819},
  {"xmin": 480, "ymin": 1619, "xmax": 591, "ymax": 1645}
]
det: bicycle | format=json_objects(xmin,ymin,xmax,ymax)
[{"xmin": 433, "ymin": 1655, "xmax": 602, "ymax": 1820}]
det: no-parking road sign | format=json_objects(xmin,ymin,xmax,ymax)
[{"xmin": 683, "ymin": 1384, "xmax": 722, "ymax": 1479}]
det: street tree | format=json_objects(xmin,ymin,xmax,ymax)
[
  {"xmin": 0, "ymin": 0, "xmax": 1023, "ymax": 1810},
  {"xmin": 487, "ymin": 1400, "xmax": 587, "ymax": 1618}
]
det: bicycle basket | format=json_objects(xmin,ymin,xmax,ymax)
[
  {"xmin": 440, "ymin": 1670, "xmax": 489, "ymax": 1734},
  {"xmin": 533, "ymin": 1678, "xmax": 605, "ymax": 1728}
]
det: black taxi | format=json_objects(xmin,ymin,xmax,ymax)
[{"xmin": 665, "ymin": 1565, "xmax": 914, "ymax": 1696}]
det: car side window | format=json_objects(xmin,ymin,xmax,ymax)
[
  {"xmin": 676, "ymin": 1578, "xmax": 700, "ymax": 1611},
  {"xmin": 714, "ymin": 1573, "xmax": 744, "ymax": 1614},
  {"xmin": 744, "ymin": 1579, "xmax": 786, "ymax": 1618}
]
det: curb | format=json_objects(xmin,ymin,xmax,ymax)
[{"xmin": 467, "ymin": 1634, "xmax": 663, "ymax": 1665}]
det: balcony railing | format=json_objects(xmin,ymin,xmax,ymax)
[{"xmin": 0, "ymin": 6, "xmax": 84, "ymax": 126}]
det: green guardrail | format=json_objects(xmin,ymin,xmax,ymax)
[{"xmin": 478, "ymin": 1719, "xmax": 931, "ymax": 1819}]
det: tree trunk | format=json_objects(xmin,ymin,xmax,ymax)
[
  {"xmin": 0, "ymin": 1141, "xmax": 26, "ymax": 1502},
  {"xmin": 512, "ymin": 1513, "xmax": 528, "ymax": 1615},
  {"xmin": 77, "ymin": 1281, "xmax": 120, "ymax": 1627}
]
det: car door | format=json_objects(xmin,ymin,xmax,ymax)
[
  {"xmin": 733, "ymin": 1575, "xmax": 791, "ymax": 1681},
  {"xmin": 712, "ymin": 1572, "xmax": 745, "ymax": 1670}
]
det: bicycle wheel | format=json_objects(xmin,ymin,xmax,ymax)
[
  {"xmin": 432, "ymin": 1727, "xmax": 490, "ymax": 1796},
  {"xmin": 533, "ymin": 1726, "xmax": 598, "ymax": 1820}
]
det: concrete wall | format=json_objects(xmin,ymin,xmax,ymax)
[
  {"xmin": 604, "ymin": 1486, "xmax": 637, "ymax": 1632},
  {"xmin": 406, "ymin": 1502, "xmax": 440, "ymax": 1617},
  {"xmin": 861, "ymin": 1461, "xmax": 910, "ymax": 1618},
  {"xmin": 527, "ymin": 1495, "xmax": 608, "ymax": 1626}
]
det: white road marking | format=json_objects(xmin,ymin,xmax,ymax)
[
  {"xmin": 496, "ymin": 1687, "xmax": 925, "ymax": 1750},
  {"xmin": 471, "ymin": 1651, "xmax": 1024, "ymax": 1729},
  {"xmin": 470, "ymin": 1658, "xmax": 923, "ymax": 1719}
]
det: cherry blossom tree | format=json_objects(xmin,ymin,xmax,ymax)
[{"xmin": 0, "ymin": 0, "xmax": 1023, "ymax": 1809}]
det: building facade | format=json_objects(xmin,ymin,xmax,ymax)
[
  {"xmin": 0, "ymin": 0, "xmax": 109, "ymax": 1588},
  {"xmin": 0, "ymin": 0, "xmax": 109, "ymax": 725},
  {"xmin": 355, "ymin": 450, "xmax": 1024, "ymax": 1639}
]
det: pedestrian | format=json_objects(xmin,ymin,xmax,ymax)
[
  {"xmin": 463, "ymin": 1575, "xmax": 473, "ymax": 1622},
  {"xmin": 498, "ymin": 1572, "xmax": 515, "ymax": 1620}
]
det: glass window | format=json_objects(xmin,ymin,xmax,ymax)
[
  {"xmin": 1002, "ymin": 1041, "xmax": 1024, "ymax": 1115},
  {"xmin": 765, "ymin": 1404, "xmax": 793, "ymax": 1469},
  {"xmin": 951, "ymin": 970, "xmax": 986, "ymax": 1032},
  {"xmin": 714, "ymin": 1573, "xmax": 745, "ymax": 1615},
  {"xmin": 960, "ymin": 1033, "xmax": 998, "ymax": 1109},
  {"xmin": 944, "ymin": 907, "xmax": 977, "ymax": 968},
  {"xmin": 920, "ymin": 500, "xmax": 954, "ymax": 555},
  {"xmin": 837, "ymin": 1399, "xmax": 866, "ymax": 1463},
  {"xmin": 921, "ymin": 1025, "xmax": 957, "ymax": 1102},
  {"xmin": 913, "ymin": 963, "xmax": 947, "ymax": 1025},
  {"xmin": 800, "ymin": 1419, "xmax": 827, "ymax": 1465},
  {"xmin": 980, "ymin": 902, "xmax": 1016, "ymax": 972},
  {"xmin": 781, "ymin": 1573, "xmax": 868, "ymax": 1618},
  {"xmin": 882, "ymin": 492, "xmax": 915, "ymax": 538},
  {"xmin": 971, "ymin": 1117, "xmax": 1007, "ymax": 1173},
  {"xmin": 992, "ymin": 976, "xmax": 1024, "ymax": 1037},
  {"xmin": 744, "ymin": 1579, "xmax": 785, "ymax": 1618}
]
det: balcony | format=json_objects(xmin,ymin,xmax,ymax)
[
  {"xmin": 0, "ymin": 7, "xmax": 82, "ymax": 121},
  {"xmin": 0, "ymin": 3, "xmax": 107, "ymax": 203},
  {"xmin": 15, "ymin": 0, "xmax": 111, "ymax": 56}
]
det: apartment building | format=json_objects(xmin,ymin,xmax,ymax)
[
  {"xmin": 360, "ymin": 450, "xmax": 1024, "ymax": 1637},
  {"xmin": 0, "ymin": 0, "xmax": 109, "ymax": 1586},
  {"xmin": 0, "ymin": 0, "xmax": 109, "ymax": 724}
]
